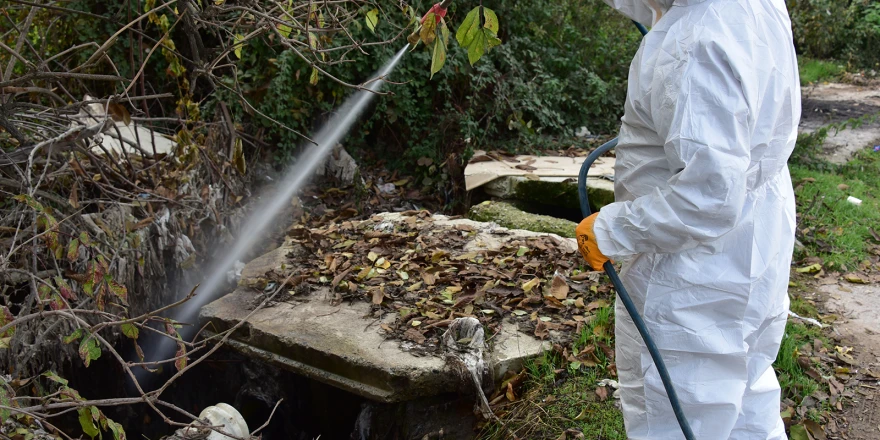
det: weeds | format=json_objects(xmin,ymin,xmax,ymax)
[{"xmin": 799, "ymin": 57, "xmax": 845, "ymax": 85}]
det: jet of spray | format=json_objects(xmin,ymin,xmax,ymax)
[{"xmin": 136, "ymin": 45, "xmax": 410, "ymax": 386}]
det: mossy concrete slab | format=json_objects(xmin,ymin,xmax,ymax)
[
  {"xmin": 468, "ymin": 201, "xmax": 577, "ymax": 238},
  {"xmin": 199, "ymin": 213, "xmax": 558, "ymax": 403}
]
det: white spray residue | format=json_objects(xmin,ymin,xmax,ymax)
[{"xmin": 140, "ymin": 45, "xmax": 410, "ymax": 378}]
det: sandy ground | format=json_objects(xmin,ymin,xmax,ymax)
[
  {"xmin": 820, "ymin": 283, "xmax": 880, "ymax": 440},
  {"xmin": 799, "ymin": 82, "xmax": 880, "ymax": 164}
]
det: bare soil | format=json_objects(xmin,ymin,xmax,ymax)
[
  {"xmin": 819, "ymin": 282, "xmax": 880, "ymax": 440},
  {"xmin": 799, "ymin": 83, "xmax": 880, "ymax": 164}
]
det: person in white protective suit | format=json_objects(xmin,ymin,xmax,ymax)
[{"xmin": 575, "ymin": 0, "xmax": 800, "ymax": 438}]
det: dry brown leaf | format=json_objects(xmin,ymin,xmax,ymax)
[
  {"xmin": 595, "ymin": 386, "xmax": 609, "ymax": 401},
  {"xmin": 403, "ymin": 328, "xmax": 426, "ymax": 344},
  {"xmin": 586, "ymin": 299, "xmax": 610, "ymax": 311},
  {"xmin": 371, "ymin": 288, "xmax": 385, "ymax": 305},
  {"xmin": 550, "ymin": 275, "xmax": 569, "ymax": 300}
]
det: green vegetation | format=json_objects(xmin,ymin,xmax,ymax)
[
  {"xmin": 788, "ymin": 0, "xmax": 880, "ymax": 69},
  {"xmin": 775, "ymin": 296, "xmax": 828, "ymax": 403},
  {"xmin": 218, "ymin": 0, "xmax": 640, "ymax": 168},
  {"xmin": 789, "ymin": 132, "xmax": 880, "ymax": 268},
  {"xmin": 481, "ymin": 303, "xmax": 624, "ymax": 439},
  {"xmin": 798, "ymin": 57, "xmax": 844, "ymax": 85}
]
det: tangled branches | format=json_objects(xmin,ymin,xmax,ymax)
[{"xmin": 0, "ymin": 0, "xmax": 410, "ymax": 438}]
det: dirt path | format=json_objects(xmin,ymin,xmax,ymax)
[
  {"xmin": 819, "ymin": 282, "xmax": 880, "ymax": 439},
  {"xmin": 800, "ymin": 82, "xmax": 880, "ymax": 164}
]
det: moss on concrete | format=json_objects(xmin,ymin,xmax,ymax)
[{"xmin": 468, "ymin": 201, "xmax": 577, "ymax": 238}]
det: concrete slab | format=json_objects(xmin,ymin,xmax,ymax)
[
  {"xmin": 200, "ymin": 213, "xmax": 560, "ymax": 403},
  {"xmin": 464, "ymin": 151, "xmax": 616, "ymax": 210}
]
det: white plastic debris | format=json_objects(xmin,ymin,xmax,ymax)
[
  {"xmin": 226, "ymin": 260, "xmax": 246, "ymax": 284},
  {"xmin": 788, "ymin": 310, "xmax": 824, "ymax": 328},
  {"xmin": 575, "ymin": 126, "xmax": 592, "ymax": 138},
  {"xmin": 181, "ymin": 403, "xmax": 249, "ymax": 440},
  {"xmin": 441, "ymin": 317, "xmax": 494, "ymax": 419},
  {"xmin": 378, "ymin": 183, "xmax": 396, "ymax": 194},
  {"xmin": 597, "ymin": 378, "xmax": 621, "ymax": 399},
  {"xmin": 847, "ymin": 196, "xmax": 862, "ymax": 206}
]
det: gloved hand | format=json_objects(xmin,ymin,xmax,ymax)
[{"xmin": 576, "ymin": 213, "xmax": 611, "ymax": 270}]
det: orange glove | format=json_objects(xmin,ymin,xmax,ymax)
[{"xmin": 576, "ymin": 213, "xmax": 611, "ymax": 270}]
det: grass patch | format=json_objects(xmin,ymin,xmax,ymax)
[
  {"xmin": 481, "ymin": 305, "xmax": 624, "ymax": 439},
  {"xmin": 774, "ymin": 297, "xmax": 825, "ymax": 402},
  {"xmin": 799, "ymin": 57, "xmax": 844, "ymax": 85},
  {"xmin": 790, "ymin": 144, "xmax": 880, "ymax": 268}
]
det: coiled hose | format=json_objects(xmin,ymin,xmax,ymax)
[{"xmin": 574, "ymin": 21, "xmax": 696, "ymax": 440}]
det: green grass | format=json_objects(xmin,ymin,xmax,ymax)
[
  {"xmin": 481, "ymin": 305, "xmax": 624, "ymax": 439},
  {"xmin": 799, "ymin": 57, "xmax": 844, "ymax": 85},
  {"xmin": 790, "ymin": 144, "xmax": 880, "ymax": 268},
  {"xmin": 774, "ymin": 295, "xmax": 830, "ymax": 403}
]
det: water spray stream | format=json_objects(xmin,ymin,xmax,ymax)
[{"xmin": 137, "ymin": 45, "xmax": 410, "ymax": 386}]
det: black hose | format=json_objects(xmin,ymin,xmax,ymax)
[{"xmin": 574, "ymin": 21, "xmax": 697, "ymax": 440}]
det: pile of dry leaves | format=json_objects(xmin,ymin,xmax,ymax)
[{"xmin": 278, "ymin": 211, "xmax": 611, "ymax": 352}]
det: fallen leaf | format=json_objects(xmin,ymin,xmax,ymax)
[
  {"xmin": 837, "ymin": 183, "xmax": 850, "ymax": 191},
  {"xmin": 595, "ymin": 386, "xmax": 609, "ymax": 401},
  {"xmin": 403, "ymin": 328, "xmax": 425, "ymax": 344},
  {"xmin": 422, "ymin": 272, "xmax": 436, "ymax": 286},
  {"xmin": 506, "ymin": 382, "xmax": 516, "ymax": 401},
  {"xmin": 844, "ymin": 273, "xmax": 868, "ymax": 284},
  {"xmin": 534, "ymin": 320, "xmax": 548, "ymax": 339},
  {"xmin": 796, "ymin": 264, "xmax": 822, "ymax": 274},
  {"xmin": 585, "ymin": 299, "xmax": 610, "ymax": 311},
  {"xmin": 804, "ymin": 420, "xmax": 826, "ymax": 440},
  {"xmin": 371, "ymin": 288, "xmax": 384, "ymax": 305},
  {"xmin": 836, "ymin": 352, "xmax": 857, "ymax": 366},
  {"xmin": 522, "ymin": 277, "xmax": 541, "ymax": 294},
  {"xmin": 789, "ymin": 424, "xmax": 810, "ymax": 440},
  {"xmin": 550, "ymin": 275, "xmax": 569, "ymax": 300}
]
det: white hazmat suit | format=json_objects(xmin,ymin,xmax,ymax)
[{"xmin": 594, "ymin": 0, "xmax": 800, "ymax": 438}]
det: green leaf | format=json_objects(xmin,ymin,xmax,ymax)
[
  {"xmin": 13, "ymin": 194, "xmax": 44, "ymax": 212},
  {"xmin": 365, "ymin": 8, "xmax": 379, "ymax": 33},
  {"xmin": 67, "ymin": 238, "xmax": 80, "ymax": 262},
  {"xmin": 455, "ymin": 7, "xmax": 502, "ymax": 66},
  {"xmin": 420, "ymin": 13, "xmax": 437, "ymax": 45},
  {"xmin": 121, "ymin": 323, "xmax": 139, "ymax": 339},
  {"xmin": 107, "ymin": 419, "xmax": 127, "ymax": 440},
  {"xmin": 429, "ymin": 22, "xmax": 447, "ymax": 79},
  {"xmin": 483, "ymin": 8, "xmax": 499, "ymax": 34},
  {"xmin": 0, "ymin": 306, "xmax": 14, "ymax": 337},
  {"xmin": 174, "ymin": 342, "xmax": 188, "ymax": 371},
  {"xmin": 233, "ymin": 34, "xmax": 244, "ymax": 59},
  {"xmin": 789, "ymin": 424, "xmax": 810, "ymax": 440},
  {"xmin": 43, "ymin": 371, "xmax": 69, "ymax": 386},
  {"xmin": 0, "ymin": 388, "xmax": 12, "ymax": 423},
  {"xmin": 455, "ymin": 7, "xmax": 480, "ymax": 47},
  {"xmin": 80, "ymin": 231, "xmax": 91, "ymax": 247},
  {"xmin": 109, "ymin": 280, "xmax": 128, "ymax": 304},
  {"xmin": 78, "ymin": 407, "xmax": 100, "ymax": 438},
  {"xmin": 278, "ymin": 22, "xmax": 292, "ymax": 38},
  {"xmin": 78, "ymin": 334, "xmax": 101, "ymax": 367},
  {"xmin": 310, "ymin": 67, "xmax": 319, "ymax": 85},
  {"xmin": 308, "ymin": 32, "xmax": 319, "ymax": 50},
  {"xmin": 64, "ymin": 328, "xmax": 84, "ymax": 344},
  {"xmin": 232, "ymin": 138, "xmax": 246, "ymax": 175}
]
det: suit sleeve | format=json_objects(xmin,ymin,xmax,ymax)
[{"xmin": 593, "ymin": 41, "xmax": 752, "ymax": 258}]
